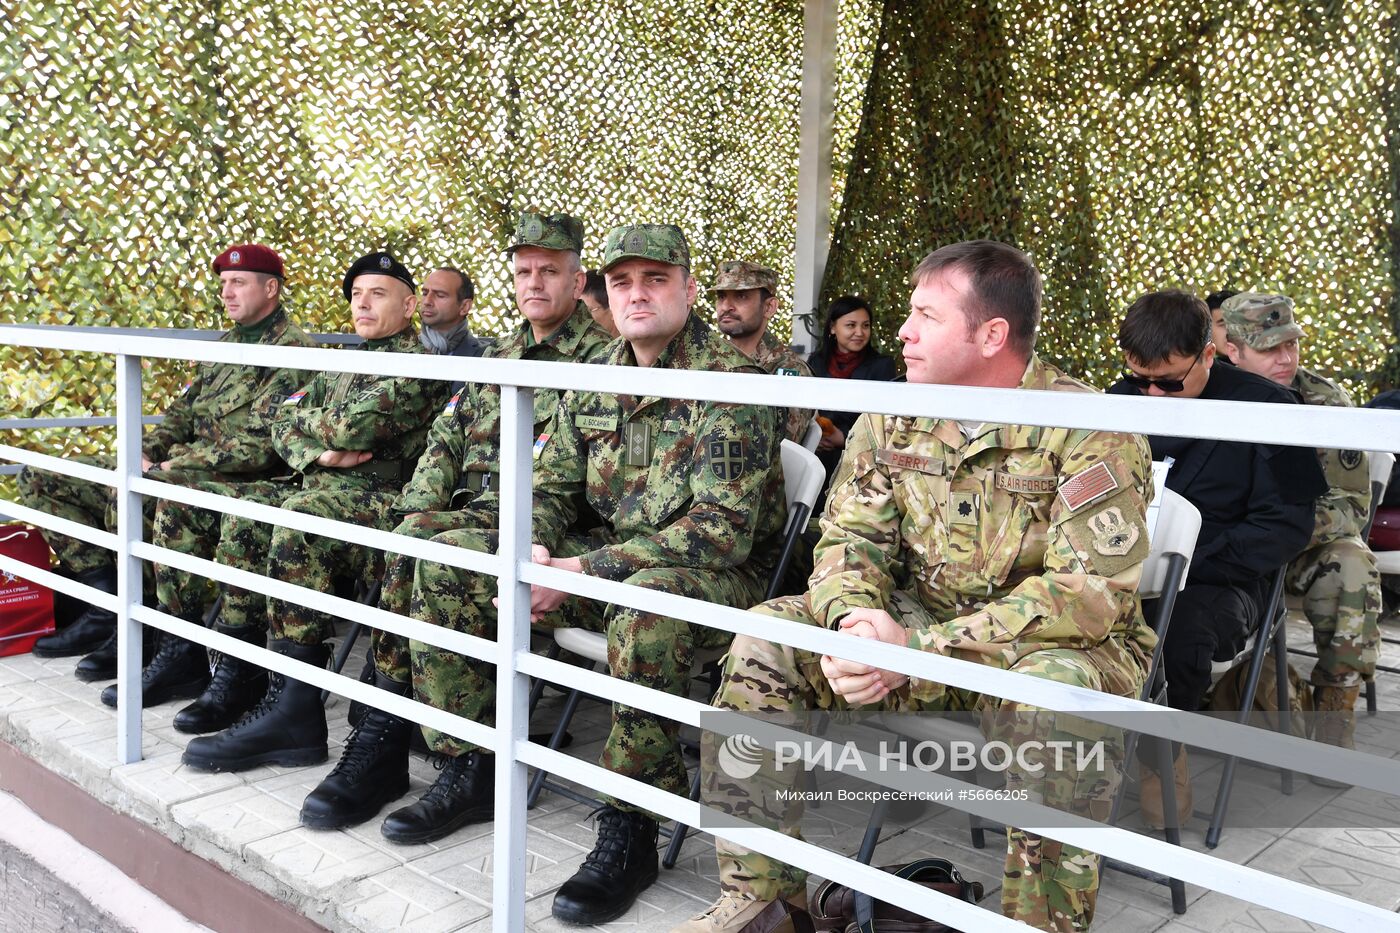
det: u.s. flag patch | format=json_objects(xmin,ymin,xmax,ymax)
[
  {"xmin": 444, "ymin": 392, "xmax": 461, "ymax": 415},
  {"xmin": 282, "ymin": 391, "xmax": 306, "ymax": 406},
  {"xmin": 1057, "ymin": 461, "xmax": 1120, "ymax": 513}
]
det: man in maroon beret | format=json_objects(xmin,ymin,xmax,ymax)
[{"xmin": 20, "ymin": 244, "xmax": 316, "ymax": 706}]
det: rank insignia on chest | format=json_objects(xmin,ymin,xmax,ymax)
[
  {"xmin": 444, "ymin": 392, "xmax": 461, "ymax": 415},
  {"xmin": 179, "ymin": 381, "xmax": 193, "ymax": 397},
  {"xmin": 623, "ymin": 423, "xmax": 653, "ymax": 467},
  {"xmin": 533, "ymin": 433, "xmax": 550, "ymax": 460},
  {"xmin": 708, "ymin": 439, "xmax": 746, "ymax": 481},
  {"xmin": 949, "ymin": 491, "xmax": 979, "ymax": 525},
  {"xmin": 1058, "ymin": 461, "xmax": 1120, "ymax": 512},
  {"xmin": 282, "ymin": 391, "xmax": 306, "ymax": 406}
]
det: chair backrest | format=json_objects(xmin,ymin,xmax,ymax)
[
  {"xmin": 780, "ymin": 439, "xmax": 825, "ymax": 517},
  {"xmin": 1362, "ymin": 450, "xmax": 1395, "ymax": 541},
  {"xmin": 801, "ymin": 418, "xmax": 822, "ymax": 452},
  {"xmin": 1139, "ymin": 487, "xmax": 1202, "ymax": 600}
]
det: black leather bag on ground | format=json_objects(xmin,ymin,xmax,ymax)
[{"xmin": 812, "ymin": 858, "xmax": 984, "ymax": 933}]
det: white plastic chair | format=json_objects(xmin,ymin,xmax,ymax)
[{"xmin": 801, "ymin": 418, "xmax": 822, "ymax": 452}]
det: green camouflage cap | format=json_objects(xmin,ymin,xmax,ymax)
[
  {"xmin": 709, "ymin": 260, "xmax": 777, "ymax": 294},
  {"xmin": 600, "ymin": 223, "xmax": 690, "ymax": 272},
  {"xmin": 506, "ymin": 211, "xmax": 584, "ymax": 255},
  {"xmin": 1221, "ymin": 292, "xmax": 1305, "ymax": 350}
]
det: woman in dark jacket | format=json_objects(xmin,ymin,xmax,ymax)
[{"xmin": 808, "ymin": 295, "xmax": 896, "ymax": 473}]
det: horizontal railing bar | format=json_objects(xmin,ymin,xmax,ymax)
[
  {"xmin": 2, "ymin": 326, "xmax": 1396, "ymax": 451},
  {"xmin": 516, "ymin": 563, "xmax": 1400, "ymax": 793},
  {"xmin": 0, "ymin": 323, "xmax": 360, "ymax": 345},
  {"xmin": 0, "ymin": 499, "xmax": 120, "ymax": 552},
  {"xmin": 128, "ymin": 604, "xmax": 496, "ymax": 749},
  {"xmin": 515, "ymin": 740, "xmax": 1399, "ymax": 933},
  {"xmin": 0, "ymin": 443, "xmax": 117, "ymax": 487},
  {"xmin": 0, "ymin": 416, "xmax": 164, "ymax": 430},
  {"xmin": 128, "ymin": 541, "xmax": 498, "ymax": 663},
  {"xmin": 0, "ymin": 554, "xmax": 119, "ymax": 613},
  {"xmin": 128, "ymin": 478, "xmax": 502, "ymax": 579}
]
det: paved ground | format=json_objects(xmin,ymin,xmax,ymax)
[{"xmin": 0, "ymin": 612, "xmax": 1397, "ymax": 933}]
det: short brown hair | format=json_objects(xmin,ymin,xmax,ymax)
[
  {"xmin": 909, "ymin": 240, "xmax": 1041, "ymax": 356},
  {"xmin": 1116, "ymin": 290, "xmax": 1210, "ymax": 366}
]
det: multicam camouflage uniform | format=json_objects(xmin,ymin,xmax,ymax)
[
  {"xmin": 709, "ymin": 357, "xmax": 1155, "ymax": 933},
  {"xmin": 20, "ymin": 306, "xmax": 312, "ymax": 581},
  {"xmin": 1286, "ymin": 367, "xmax": 1380, "ymax": 689},
  {"xmin": 211, "ymin": 327, "xmax": 446, "ymax": 643},
  {"xmin": 750, "ymin": 332, "xmax": 814, "ymax": 444},
  {"xmin": 371, "ymin": 300, "xmax": 612, "ymax": 681},
  {"xmin": 412, "ymin": 309, "xmax": 786, "ymax": 790}
]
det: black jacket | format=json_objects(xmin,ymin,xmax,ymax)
[
  {"xmin": 1107, "ymin": 362, "xmax": 1326, "ymax": 587},
  {"xmin": 807, "ymin": 349, "xmax": 897, "ymax": 436}
]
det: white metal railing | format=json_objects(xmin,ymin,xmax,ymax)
[{"xmin": 2, "ymin": 323, "xmax": 1399, "ymax": 933}]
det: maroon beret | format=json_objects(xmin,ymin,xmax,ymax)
[{"xmin": 212, "ymin": 244, "xmax": 285, "ymax": 278}]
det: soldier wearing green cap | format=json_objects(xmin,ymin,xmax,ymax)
[
  {"xmin": 711, "ymin": 260, "xmax": 814, "ymax": 442},
  {"xmin": 398, "ymin": 223, "xmax": 785, "ymax": 923},
  {"xmin": 1222, "ymin": 292, "xmax": 1380, "ymax": 758},
  {"xmin": 288, "ymin": 211, "xmax": 614, "ymax": 832}
]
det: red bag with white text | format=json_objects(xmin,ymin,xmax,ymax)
[{"xmin": 0, "ymin": 525, "xmax": 56, "ymax": 656}]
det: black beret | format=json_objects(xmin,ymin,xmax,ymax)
[{"xmin": 342, "ymin": 252, "xmax": 416, "ymax": 301}]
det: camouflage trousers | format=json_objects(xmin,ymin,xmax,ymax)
[
  {"xmin": 410, "ymin": 527, "xmax": 761, "ymax": 805},
  {"xmin": 1286, "ymin": 535, "xmax": 1381, "ymax": 687},
  {"xmin": 152, "ymin": 479, "xmax": 292, "ymax": 623},
  {"xmin": 18, "ymin": 460, "xmax": 222, "ymax": 580},
  {"xmin": 711, "ymin": 591, "xmax": 1145, "ymax": 933},
  {"xmin": 370, "ymin": 509, "xmax": 492, "ymax": 684},
  {"xmin": 217, "ymin": 486, "xmax": 400, "ymax": 645}
]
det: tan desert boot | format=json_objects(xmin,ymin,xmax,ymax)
[
  {"xmin": 672, "ymin": 890, "xmax": 810, "ymax": 933},
  {"xmin": 1311, "ymin": 684, "xmax": 1361, "ymax": 786},
  {"xmin": 1139, "ymin": 747, "xmax": 1193, "ymax": 831}
]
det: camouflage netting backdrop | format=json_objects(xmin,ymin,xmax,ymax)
[{"xmin": 2, "ymin": 0, "xmax": 1397, "ymax": 475}]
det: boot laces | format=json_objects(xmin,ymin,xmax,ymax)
[
  {"xmin": 225, "ymin": 672, "xmax": 286, "ymax": 732},
  {"xmin": 328, "ymin": 709, "xmax": 400, "ymax": 780},
  {"xmin": 202, "ymin": 651, "xmax": 242, "ymax": 704},
  {"xmin": 581, "ymin": 806, "xmax": 635, "ymax": 875},
  {"xmin": 422, "ymin": 752, "xmax": 479, "ymax": 805}
]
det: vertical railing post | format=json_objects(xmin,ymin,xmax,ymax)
[
  {"xmin": 114, "ymin": 353, "xmax": 144, "ymax": 764},
  {"xmin": 493, "ymin": 383, "xmax": 534, "ymax": 933},
  {"xmin": 792, "ymin": 0, "xmax": 837, "ymax": 354}
]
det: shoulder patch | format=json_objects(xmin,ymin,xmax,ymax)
[
  {"xmin": 178, "ymin": 380, "xmax": 193, "ymax": 397},
  {"xmin": 443, "ymin": 391, "xmax": 461, "ymax": 415},
  {"xmin": 777, "ymin": 367, "xmax": 801, "ymax": 377},
  {"xmin": 708, "ymin": 439, "xmax": 746, "ymax": 481},
  {"xmin": 533, "ymin": 433, "xmax": 550, "ymax": 460},
  {"xmin": 1062, "ymin": 503, "xmax": 1148, "ymax": 577},
  {"xmin": 282, "ymin": 391, "xmax": 306, "ymax": 406},
  {"xmin": 1339, "ymin": 449, "xmax": 1363, "ymax": 471},
  {"xmin": 1058, "ymin": 461, "xmax": 1120, "ymax": 513}
]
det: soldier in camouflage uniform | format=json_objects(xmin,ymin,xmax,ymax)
[
  {"xmin": 1221, "ymin": 293, "xmax": 1381, "ymax": 756},
  {"xmin": 180, "ymin": 251, "xmax": 448, "ymax": 776},
  {"xmin": 19, "ymin": 244, "xmax": 313, "ymax": 685},
  {"xmin": 711, "ymin": 260, "xmax": 815, "ymax": 444},
  {"xmin": 297, "ymin": 212, "xmax": 613, "ymax": 831},
  {"xmin": 681, "ymin": 241, "xmax": 1154, "ymax": 933}
]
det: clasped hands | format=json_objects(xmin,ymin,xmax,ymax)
[
  {"xmin": 492, "ymin": 544, "xmax": 583, "ymax": 622},
  {"xmin": 820, "ymin": 607, "xmax": 912, "ymax": 706}
]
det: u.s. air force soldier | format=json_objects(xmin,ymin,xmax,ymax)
[
  {"xmin": 176, "ymin": 252, "xmax": 447, "ymax": 772},
  {"xmin": 384, "ymin": 224, "xmax": 785, "ymax": 924},
  {"xmin": 1221, "ymin": 293, "xmax": 1381, "ymax": 754},
  {"xmin": 19, "ymin": 244, "xmax": 312, "ymax": 684},
  {"xmin": 295, "ymin": 211, "xmax": 613, "ymax": 831},
  {"xmin": 711, "ymin": 261, "xmax": 814, "ymax": 444},
  {"xmin": 681, "ymin": 241, "xmax": 1155, "ymax": 933}
]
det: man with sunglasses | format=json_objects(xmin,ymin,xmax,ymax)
[{"xmin": 1108, "ymin": 289, "xmax": 1326, "ymax": 827}]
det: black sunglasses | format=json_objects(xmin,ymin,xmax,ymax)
[{"xmin": 1122, "ymin": 354, "xmax": 1201, "ymax": 394}]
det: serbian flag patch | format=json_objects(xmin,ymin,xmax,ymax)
[
  {"xmin": 533, "ymin": 433, "xmax": 550, "ymax": 460},
  {"xmin": 1057, "ymin": 461, "xmax": 1120, "ymax": 513},
  {"xmin": 282, "ymin": 391, "xmax": 306, "ymax": 406},
  {"xmin": 178, "ymin": 381, "xmax": 193, "ymax": 396},
  {"xmin": 444, "ymin": 392, "xmax": 461, "ymax": 415}
]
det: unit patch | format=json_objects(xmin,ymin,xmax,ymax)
[
  {"xmin": 708, "ymin": 439, "xmax": 746, "ymax": 481},
  {"xmin": 1339, "ymin": 449, "xmax": 1363, "ymax": 471}
]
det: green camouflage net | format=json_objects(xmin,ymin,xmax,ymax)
[{"xmin": 823, "ymin": 0, "xmax": 1399, "ymax": 395}]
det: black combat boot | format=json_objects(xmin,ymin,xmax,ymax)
[
  {"xmin": 32, "ymin": 566, "xmax": 117, "ymax": 658},
  {"xmin": 180, "ymin": 639, "xmax": 328, "ymax": 772},
  {"xmin": 74, "ymin": 623, "xmax": 157, "ymax": 683},
  {"xmin": 380, "ymin": 751, "xmax": 494, "ymax": 844},
  {"xmin": 551, "ymin": 806, "xmax": 659, "ymax": 925},
  {"xmin": 173, "ymin": 624, "xmax": 269, "ymax": 734},
  {"xmin": 300, "ymin": 673, "xmax": 412, "ymax": 829},
  {"xmin": 100, "ymin": 612, "xmax": 210, "ymax": 709}
]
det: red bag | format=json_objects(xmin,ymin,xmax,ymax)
[{"xmin": 0, "ymin": 525, "xmax": 56, "ymax": 656}]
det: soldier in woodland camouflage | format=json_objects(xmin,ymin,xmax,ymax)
[
  {"xmin": 393, "ymin": 224, "xmax": 784, "ymax": 927},
  {"xmin": 680, "ymin": 241, "xmax": 1155, "ymax": 933},
  {"xmin": 1221, "ymin": 293, "xmax": 1381, "ymax": 759},
  {"xmin": 300, "ymin": 211, "xmax": 612, "ymax": 832},
  {"xmin": 711, "ymin": 260, "xmax": 815, "ymax": 443},
  {"xmin": 179, "ymin": 251, "xmax": 447, "ymax": 782},
  {"xmin": 18, "ymin": 244, "xmax": 313, "ymax": 690}
]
